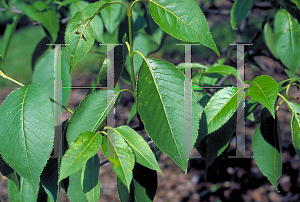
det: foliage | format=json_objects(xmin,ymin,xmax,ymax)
[{"xmin": 0, "ymin": 0, "xmax": 300, "ymax": 201}]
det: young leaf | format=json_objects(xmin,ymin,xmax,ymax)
[
  {"xmin": 81, "ymin": 154, "xmax": 100, "ymax": 202},
  {"xmin": 65, "ymin": 0, "xmax": 112, "ymax": 73},
  {"xmin": 204, "ymin": 87, "xmax": 243, "ymax": 134},
  {"xmin": 58, "ymin": 131, "xmax": 102, "ymax": 182},
  {"xmin": 112, "ymin": 125, "xmax": 162, "ymax": 174},
  {"xmin": 176, "ymin": 63, "xmax": 208, "ymax": 70},
  {"xmin": 136, "ymin": 58, "xmax": 199, "ymax": 173},
  {"xmin": 248, "ymin": 75, "xmax": 278, "ymax": 118},
  {"xmin": 204, "ymin": 65, "xmax": 243, "ymax": 83},
  {"xmin": 70, "ymin": 1, "xmax": 104, "ymax": 43},
  {"xmin": 252, "ymin": 108, "xmax": 282, "ymax": 191},
  {"xmin": 230, "ymin": 0, "xmax": 253, "ymax": 30},
  {"xmin": 24, "ymin": 1, "xmax": 59, "ymax": 42},
  {"xmin": 0, "ymin": 83, "xmax": 54, "ymax": 195},
  {"xmin": 67, "ymin": 89, "xmax": 117, "ymax": 144},
  {"xmin": 263, "ymin": 21, "xmax": 279, "ymax": 59},
  {"xmin": 67, "ymin": 170, "xmax": 88, "ymax": 202},
  {"xmin": 149, "ymin": 0, "xmax": 219, "ymax": 56},
  {"xmin": 102, "ymin": 130, "xmax": 135, "ymax": 191},
  {"xmin": 117, "ymin": 163, "xmax": 158, "ymax": 202},
  {"xmin": 274, "ymin": 9, "xmax": 300, "ymax": 74},
  {"xmin": 101, "ymin": 0, "xmax": 125, "ymax": 34}
]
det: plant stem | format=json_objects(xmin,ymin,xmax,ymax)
[
  {"xmin": 0, "ymin": 70, "xmax": 74, "ymax": 113},
  {"xmin": 277, "ymin": 93, "xmax": 293, "ymax": 112}
]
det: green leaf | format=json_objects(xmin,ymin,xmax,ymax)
[
  {"xmin": 252, "ymin": 108, "xmax": 282, "ymax": 191},
  {"xmin": 196, "ymin": 113, "xmax": 236, "ymax": 168},
  {"xmin": 102, "ymin": 130, "xmax": 135, "ymax": 191},
  {"xmin": 204, "ymin": 87, "xmax": 243, "ymax": 134},
  {"xmin": 112, "ymin": 125, "xmax": 162, "ymax": 174},
  {"xmin": 292, "ymin": 0, "xmax": 300, "ymax": 9},
  {"xmin": 65, "ymin": 0, "xmax": 112, "ymax": 73},
  {"xmin": 127, "ymin": 102, "xmax": 137, "ymax": 125},
  {"xmin": 58, "ymin": 131, "xmax": 102, "ymax": 182},
  {"xmin": 8, "ymin": 178, "xmax": 20, "ymax": 202},
  {"xmin": 149, "ymin": 0, "xmax": 219, "ymax": 56},
  {"xmin": 32, "ymin": 49, "xmax": 71, "ymax": 123},
  {"xmin": 24, "ymin": 1, "xmax": 59, "ymax": 42},
  {"xmin": 248, "ymin": 75, "xmax": 278, "ymax": 118},
  {"xmin": 67, "ymin": 170, "xmax": 88, "ymax": 202},
  {"xmin": 59, "ymin": 0, "xmax": 80, "ymax": 9},
  {"xmin": 19, "ymin": 177, "xmax": 38, "ymax": 201},
  {"xmin": 136, "ymin": 58, "xmax": 199, "ymax": 173},
  {"xmin": 81, "ymin": 154, "xmax": 100, "ymax": 202},
  {"xmin": 66, "ymin": 89, "xmax": 117, "ymax": 144},
  {"xmin": 0, "ymin": 83, "xmax": 54, "ymax": 195},
  {"xmin": 230, "ymin": 0, "xmax": 253, "ymax": 30},
  {"xmin": 204, "ymin": 65, "xmax": 243, "ymax": 83},
  {"xmin": 98, "ymin": 45, "xmax": 126, "ymax": 87},
  {"xmin": 176, "ymin": 63, "xmax": 208, "ymax": 70},
  {"xmin": 263, "ymin": 21, "xmax": 279, "ymax": 59},
  {"xmin": 285, "ymin": 69, "xmax": 300, "ymax": 79},
  {"xmin": 0, "ymin": 154, "xmax": 20, "ymax": 191},
  {"xmin": 125, "ymin": 33, "xmax": 149, "ymax": 77},
  {"xmin": 70, "ymin": 1, "xmax": 104, "ymax": 43},
  {"xmin": 274, "ymin": 9, "xmax": 300, "ymax": 74},
  {"xmin": 286, "ymin": 102, "xmax": 300, "ymax": 158},
  {"xmin": 40, "ymin": 157, "xmax": 59, "ymax": 202},
  {"xmin": 117, "ymin": 163, "xmax": 158, "ymax": 202},
  {"xmin": 101, "ymin": 0, "xmax": 125, "ymax": 34},
  {"xmin": 2, "ymin": 14, "xmax": 22, "ymax": 64}
]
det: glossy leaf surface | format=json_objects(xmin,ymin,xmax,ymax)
[
  {"xmin": 149, "ymin": 0, "xmax": 219, "ymax": 56},
  {"xmin": 230, "ymin": 0, "xmax": 253, "ymax": 30},
  {"xmin": 0, "ymin": 83, "xmax": 54, "ymax": 194},
  {"xmin": 112, "ymin": 125, "xmax": 162, "ymax": 174},
  {"xmin": 67, "ymin": 170, "xmax": 88, "ymax": 202},
  {"xmin": 248, "ymin": 75, "xmax": 278, "ymax": 118},
  {"xmin": 81, "ymin": 154, "xmax": 100, "ymax": 202},
  {"xmin": 59, "ymin": 131, "xmax": 102, "ymax": 182},
  {"xmin": 274, "ymin": 9, "xmax": 300, "ymax": 74},
  {"xmin": 204, "ymin": 87, "xmax": 243, "ymax": 134},
  {"xmin": 136, "ymin": 58, "xmax": 199, "ymax": 172},
  {"xmin": 67, "ymin": 89, "xmax": 116, "ymax": 144},
  {"xmin": 253, "ymin": 108, "xmax": 282, "ymax": 191},
  {"xmin": 65, "ymin": 0, "xmax": 111, "ymax": 72},
  {"xmin": 70, "ymin": 1, "xmax": 104, "ymax": 43},
  {"xmin": 117, "ymin": 163, "xmax": 157, "ymax": 202},
  {"xmin": 102, "ymin": 130, "xmax": 135, "ymax": 191}
]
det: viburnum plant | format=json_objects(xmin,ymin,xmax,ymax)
[{"xmin": 0, "ymin": 0, "xmax": 300, "ymax": 201}]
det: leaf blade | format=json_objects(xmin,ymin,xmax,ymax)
[{"xmin": 149, "ymin": 0, "xmax": 219, "ymax": 56}]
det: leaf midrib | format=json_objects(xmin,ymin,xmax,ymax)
[
  {"xmin": 144, "ymin": 59, "xmax": 183, "ymax": 166},
  {"xmin": 251, "ymin": 80, "xmax": 273, "ymax": 110},
  {"xmin": 60, "ymin": 133, "xmax": 98, "ymax": 180},
  {"xmin": 149, "ymin": 0, "xmax": 214, "ymax": 47},
  {"xmin": 21, "ymin": 85, "xmax": 35, "ymax": 190}
]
